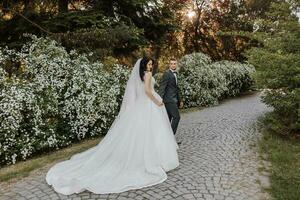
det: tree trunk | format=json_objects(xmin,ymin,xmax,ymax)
[
  {"xmin": 153, "ymin": 45, "xmax": 161, "ymax": 61},
  {"xmin": 2, "ymin": 0, "xmax": 9, "ymax": 14},
  {"xmin": 193, "ymin": 1, "xmax": 205, "ymax": 52},
  {"xmin": 58, "ymin": 0, "xmax": 68, "ymax": 13},
  {"xmin": 24, "ymin": 0, "xmax": 35, "ymax": 15}
]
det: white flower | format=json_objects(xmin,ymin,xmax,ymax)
[
  {"xmin": 0, "ymin": 36, "xmax": 254, "ymax": 166},
  {"xmin": 175, "ymin": 52, "xmax": 255, "ymax": 108},
  {"xmin": 11, "ymin": 153, "xmax": 17, "ymax": 164},
  {"xmin": 0, "ymin": 36, "xmax": 130, "ymax": 165}
]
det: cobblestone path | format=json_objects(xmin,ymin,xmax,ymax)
[{"xmin": 1, "ymin": 92, "xmax": 272, "ymax": 200}]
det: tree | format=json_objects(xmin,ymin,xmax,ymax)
[
  {"xmin": 88, "ymin": 0, "xmax": 185, "ymax": 60},
  {"xmin": 0, "ymin": 0, "xmax": 184, "ymax": 63},
  {"xmin": 24, "ymin": 0, "xmax": 35, "ymax": 15},
  {"xmin": 58, "ymin": 0, "xmax": 69, "ymax": 13},
  {"xmin": 180, "ymin": 0, "xmax": 252, "ymax": 61},
  {"xmin": 2, "ymin": 0, "xmax": 9, "ymax": 15},
  {"xmin": 245, "ymin": 0, "xmax": 300, "ymax": 135},
  {"xmin": 175, "ymin": 0, "xmax": 275, "ymax": 61}
]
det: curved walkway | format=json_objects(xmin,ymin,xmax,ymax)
[{"xmin": 1, "ymin": 92, "xmax": 272, "ymax": 200}]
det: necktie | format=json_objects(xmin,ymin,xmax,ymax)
[{"xmin": 172, "ymin": 71, "xmax": 178, "ymax": 85}]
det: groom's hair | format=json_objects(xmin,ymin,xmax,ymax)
[{"xmin": 170, "ymin": 58, "xmax": 177, "ymax": 62}]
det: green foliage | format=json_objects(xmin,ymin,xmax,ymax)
[
  {"xmin": 0, "ymin": 0, "xmax": 179, "ymax": 61},
  {"xmin": 0, "ymin": 36, "xmax": 256, "ymax": 166},
  {"xmin": 214, "ymin": 60, "xmax": 255, "ymax": 98},
  {"xmin": 177, "ymin": 52, "xmax": 224, "ymax": 106},
  {"xmin": 0, "ymin": 10, "xmax": 147, "ymax": 60},
  {"xmin": 42, "ymin": 11, "xmax": 110, "ymax": 32},
  {"xmin": 261, "ymin": 89, "xmax": 300, "ymax": 135},
  {"xmin": 0, "ymin": 36, "xmax": 131, "ymax": 166},
  {"xmin": 181, "ymin": 0, "xmax": 270, "ymax": 61},
  {"xmin": 245, "ymin": 0, "xmax": 300, "ymax": 136},
  {"xmin": 169, "ymin": 52, "xmax": 254, "ymax": 108},
  {"xmin": 55, "ymin": 23, "xmax": 145, "ymax": 61},
  {"xmin": 259, "ymin": 119, "xmax": 300, "ymax": 200}
]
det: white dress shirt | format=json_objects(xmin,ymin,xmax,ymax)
[{"xmin": 170, "ymin": 69, "xmax": 178, "ymax": 85}]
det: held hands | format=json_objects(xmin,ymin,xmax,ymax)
[
  {"xmin": 156, "ymin": 101, "xmax": 164, "ymax": 107},
  {"xmin": 179, "ymin": 101, "xmax": 184, "ymax": 109}
]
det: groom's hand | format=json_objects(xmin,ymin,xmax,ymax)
[{"xmin": 179, "ymin": 101, "xmax": 184, "ymax": 109}]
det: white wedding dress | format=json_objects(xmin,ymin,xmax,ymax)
[{"xmin": 46, "ymin": 59, "xmax": 179, "ymax": 195}]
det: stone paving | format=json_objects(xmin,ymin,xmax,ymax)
[{"xmin": 1, "ymin": 92, "xmax": 272, "ymax": 200}]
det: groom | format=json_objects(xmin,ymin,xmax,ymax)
[{"xmin": 159, "ymin": 58, "xmax": 183, "ymax": 136}]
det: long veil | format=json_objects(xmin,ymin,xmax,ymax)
[
  {"xmin": 46, "ymin": 59, "xmax": 179, "ymax": 196},
  {"xmin": 118, "ymin": 58, "xmax": 143, "ymax": 117}
]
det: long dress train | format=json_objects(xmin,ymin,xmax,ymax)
[{"xmin": 46, "ymin": 70, "xmax": 179, "ymax": 195}]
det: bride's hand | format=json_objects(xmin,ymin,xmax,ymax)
[{"xmin": 156, "ymin": 101, "xmax": 164, "ymax": 107}]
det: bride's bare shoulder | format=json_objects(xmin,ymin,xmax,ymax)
[{"xmin": 143, "ymin": 71, "xmax": 152, "ymax": 79}]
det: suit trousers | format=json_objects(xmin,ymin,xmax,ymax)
[{"xmin": 164, "ymin": 102, "xmax": 180, "ymax": 135}]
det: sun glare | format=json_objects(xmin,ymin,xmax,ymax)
[{"xmin": 187, "ymin": 10, "xmax": 196, "ymax": 19}]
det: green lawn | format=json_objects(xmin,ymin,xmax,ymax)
[
  {"xmin": 0, "ymin": 137, "xmax": 101, "ymax": 183},
  {"xmin": 259, "ymin": 128, "xmax": 300, "ymax": 200}
]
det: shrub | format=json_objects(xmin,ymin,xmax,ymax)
[
  {"xmin": 243, "ymin": 1, "xmax": 300, "ymax": 136},
  {"xmin": 0, "ymin": 36, "xmax": 130, "ymax": 165},
  {"xmin": 0, "ymin": 38, "xmax": 255, "ymax": 166},
  {"xmin": 214, "ymin": 60, "xmax": 255, "ymax": 98},
  {"xmin": 177, "ymin": 52, "xmax": 255, "ymax": 108},
  {"xmin": 260, "ymin": 89, "xmax": 300, "ymax": 135}
]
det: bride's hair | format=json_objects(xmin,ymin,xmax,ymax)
[{"xmin": 139, "ymin": 57, "xmax": 154, "ymax": 81}]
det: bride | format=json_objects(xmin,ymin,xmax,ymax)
[{"xmin": 46, "ymin": 57, "xmax": 179, "ymax": 195}]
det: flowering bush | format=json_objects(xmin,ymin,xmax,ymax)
[
  {"xmin": 0, "ymin": 36, "xmax": 130, "ymax": 165},
  {"xmin": 177, "ymin": 53, "xmax": 225, "ymax": 107},
  {"xmin": 0, "ymin": 37, "xmax": 254, "ymax": 166},
  {"xmin": 212, "ymin": 60, "xmax": 255, "ymax": 98},
  {"xmin": 0, "ymin": 67, "xmax": 6, "ymax": 86},
  {"xmin": 177, "ymin": 52, "xmax": 255, "ymax": 108}
]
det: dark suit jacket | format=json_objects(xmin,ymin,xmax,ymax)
[{"xmin": 158, "ymin": 69, "xmax": 182, "ymax": 104}]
